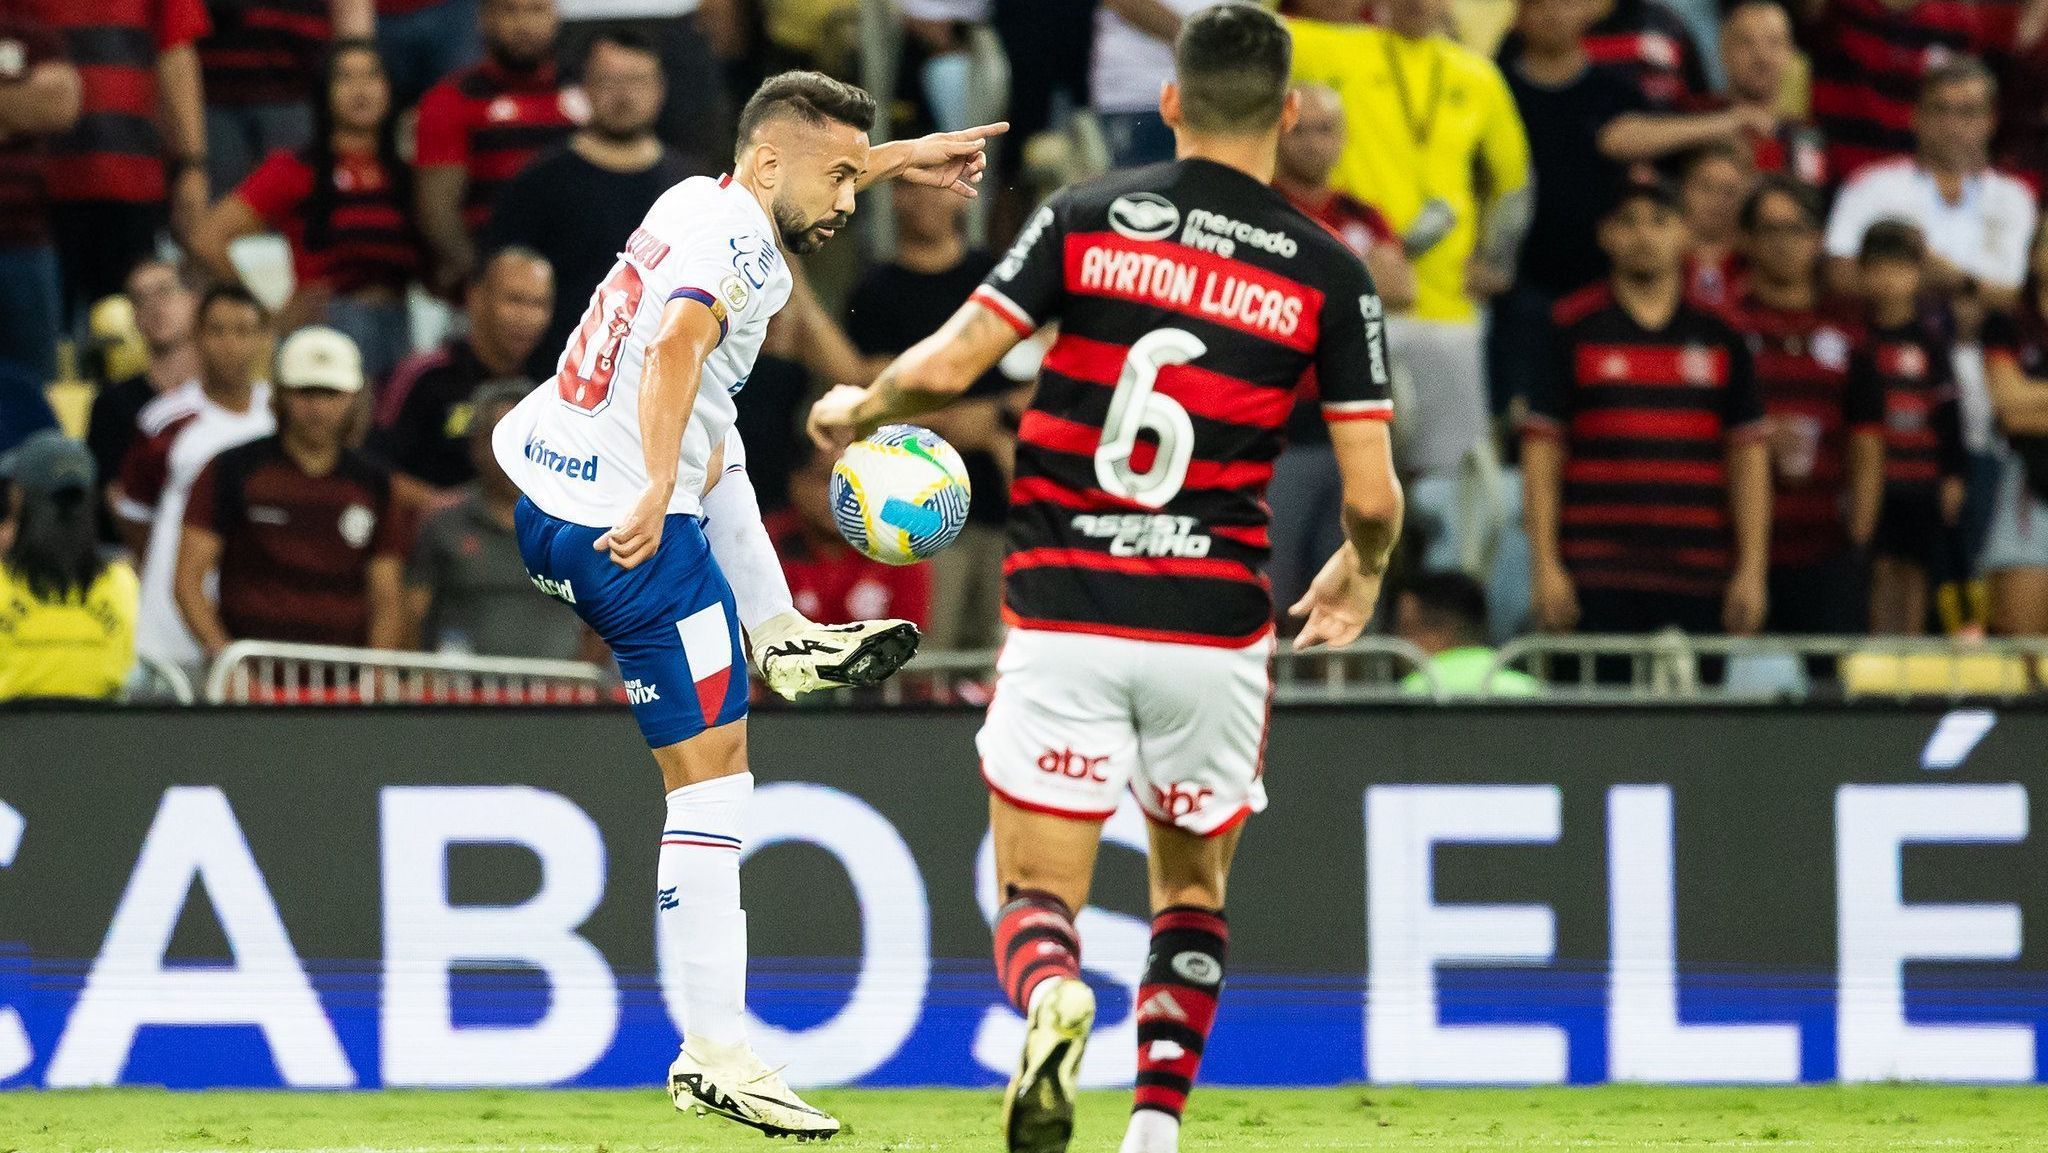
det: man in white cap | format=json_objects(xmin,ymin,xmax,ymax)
[{"xmin": 175, "ymin": 326, "xmax": 412, "ymax": 660}]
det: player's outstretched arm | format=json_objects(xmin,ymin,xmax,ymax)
[
  {"xmin": 1293, "ymin": 419, "xmax": 1403, "ymax": 651},
  {"xmin": 595, "ymin": 297, "xmax": 724, "ymax": 570},
  {"xmin": 860, "ymin": 122, "xmax": 1010, "ymax": 198},
  {"xmin": 807, "ymin": 301, "xmax": 1022, "ymax": 452}
]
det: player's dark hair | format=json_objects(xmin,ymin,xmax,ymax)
[
  {"xmin": 735, "ymin": 71, "xmax": 877, "ymax": 154},
  {"xmin": 1920, "ymin": 55, "xmax": 1997, "ymax": 105},
  {"xmin": 1739, "ymin": 174, "xmax": 1822, "ymax": 233},
  {"xmin": 304, "ymin": 40, "xmax": 414, "ymax": 256},
  {"xmin": 1404, "ymin": 570, "xmax": 1491, "ymax": 646},
  {"xmin": 198, "ymin": 283, "xmax": 267, "ymax": 324},
  {"xmin": 1859, "ymin": 218, "xmax": 1926, "ymax": 265},
  {"xmin": 584, "ymin": 27, "xmax": 660, "ymax": 68},
  {"xmin": 1174, "ymin": 3, "xmax": 1292, "ymax": 135}
]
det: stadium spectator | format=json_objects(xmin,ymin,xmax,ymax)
[
  {"xmin": 1716, "ymin": 0, "xmax": 1823, "ymax": 185},
  {"xmin": 1291, "ymin": 4, "xmax": 1532, "ymax": 487},
  {"xmin": 0, "ymin": 432, "xmax": 139, "ymax": 701},
  {"xmin": 1092, "ymin": 0, "xmax": 1212, "ymax": 168},
  {"xmin": 1979, "ymin": 223, "xmax": 2048, "ymax": 637},
  {"xmin": 1800, "ymin": 0, "xmax": 2021, "ymax": 180},
  {"xmin": 85, "ymin": 260, "xmax": 201, "ymax": 542},
  {"xmin": 488, "ymin": 29, "xmax": 705, "ymax": 381},
  {"xmin": 844, "ymin": 179, "xmax": 1015, "ymax": 651},
  {"xmin": 193, "ymin": 40, "xmax": 422, "ymax": 389},
  {"xmin": 1822, "ymin": 59, "xmax": 2035, "ymax": 320},
  {"xmin": 1269, "ymin": 81, "xmax": 1413, "ymax": 620},
  {"xmin": 0, "ymin": 4, "xmax": 78, "ymax": 382},
  {"xmin": 1678, "ymin": 142, "xmax": 1748, "ymax": 307},
  {"xmin": 197, "ymin": 0, "xmax": 373, "ymax": 196},
  {"xmin": 987, "ymin": 0, "xmax": 1093, "ymax": 235},
  {"xmin": 1395, "ymin": 570, "xmax": 1540, "ymax": 695},
  {"xmin": 406, "ymin": 379, "xmax": 583, "ymax": 656},
  {"xmin": 556, "ymin": 0, "xmax": 732, "ymax": 162},
  {"xmin": 23, "ymin": 0, "xmax": 209, "ymax": 319},
  {"xmin": 375, "ymin": 247, "xmax": 553, "ymax": 502},
  {"xmin": 1495, "ymin": 0, "xmax": 1759, "ymax": 410},
  {"xmin": 1522, "ymin": 178, "xmax": 1771, "ymax": 637},
  {"xmin": 1496, "ymin": 0, "xmax": 1708, "ymax": 109},
  {"xmin": 375, "ymin": 0, "xmax": 484, "ymax": 110},
  {"xmin": 1735, "ymin": 176, "xmax": 1883, "ymax": 634},
  {"xmin": 1855, "ymin": 221, "xmax": 1968, "ymax": 636},
  {"xmin": 176, "ymin": 326, "xmax": 408, "ymax": 657},
  {"xmin": 117, "ymin": 286, "xmax": 276, "ymax": 668},
  {"xmin": 767, "ymin": 444, "xmax": 930, "ymax": 630},
  {"xmin": 414, "ymin": 0, "xmax": 581, "ymax": 291}
]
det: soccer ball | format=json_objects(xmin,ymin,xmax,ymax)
[{"xmin": 830, "ymin": 424, "xmax": 973, "ymax": 566}]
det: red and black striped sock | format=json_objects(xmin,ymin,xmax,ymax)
[
  {"xmin": 992, "ymin": 889, "xmax": 1082, "ymax": 1013},
  {"xmin": 1133, "ymin": 906, "xmax": 1228, "ymax": 1121}
]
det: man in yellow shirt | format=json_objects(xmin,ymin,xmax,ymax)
[
  {"xmin": 1290, "ymin": 2, "xmax": 1532, "ymax": 484},
  {"xmin": 0, "ymin": 432, "xmax": 140, "ymax": 701}
]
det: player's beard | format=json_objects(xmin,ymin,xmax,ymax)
[{"xmin": 773, "ymin": 197, "xmax": 850, "ymax": 254}]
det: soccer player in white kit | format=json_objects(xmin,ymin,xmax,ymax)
[{"xmin": 490, "ymin": 71, "xmax": 1005, "ymax": 1139}]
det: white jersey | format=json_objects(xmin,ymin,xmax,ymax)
[
  {"xmin": 494, "ymin": 173, "xmax": 795, "ymax": 527},
  {"xmin": 135, "ymin": 385, "xmax": 275, "ymax": 666}
]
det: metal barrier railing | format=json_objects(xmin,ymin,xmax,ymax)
[
  {"xmin": 128, "ymin": 653, "xmax": 196, "ymax": 704},
  {"xmin": 203, "ymin": 641, "xmax": 607, "ymax": 706},
  {"xmin": 1487, "ymin": 633, "xmax": 2048, "ymax": 702}
]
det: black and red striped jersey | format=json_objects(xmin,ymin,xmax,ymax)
[
  {"xmin": 1525, "ymin": 284, "xmax": 1767, "ymax": 599},
  {"xmin": 198, "ymin": 0, "xmax": 328, "ymax": 107},
  {"xmin": 1803, "ymin": 0, "xmax": 2018, "ymax": 179},
  {"xmin": 1735, "ymin": 295, "xmax": 1882, "ymax": 567},
  {"xmin": 1862, "ymin": 316, "xmax": 1965, "ymax": 490},
  {"xmin": 970, "ymin": 158, "xmax": 1391, "ymax": 647},
  {"xmin": 1498, "ymin": 0, "xmax": 1707, "ymax": 109}
]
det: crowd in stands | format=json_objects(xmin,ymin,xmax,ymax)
[{"xmin": 6, "ymin": 0, "xmax": 2048, "ymax": 703}]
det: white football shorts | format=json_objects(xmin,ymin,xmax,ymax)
[{"xmin": 977, "ymin": 627, "xmax": 1274, "ymax": 837}]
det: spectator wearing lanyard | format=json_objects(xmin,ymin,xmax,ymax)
[
  {"xmin": 1290, "ymin": 5, "xmax": 1532, "ymax": 490},
  {"xmin": 193, "ymin": 40, "xmax": 421, "ymax": 391},
  {"xmin": 0, "ymin": 4, "xmax": 79, "ymax": 382},
  {"xmin": 197, "ymin": 0, "xmax": 374, "ymax": 197},
  {"xmin": 1522, "ymin": 177, "xmax": 1771, "ymax": 639},
  {"xmin": 1979, "ymin": 222, "xmax": 2048, "ymax": 638},
  {"xmin": 22, "ymin": 0, "xmax": 211, "ymax": 319},
  {"xmin": 414, "ymin": 0, "xmax": 583, "ymax": 292},
  {"xmin": 176, "ymin": 326, "xmax": 411, "ymax": 658},
  {"xmin": 0, "ymin": 432, "xmax": 139, "ymax": 702}
]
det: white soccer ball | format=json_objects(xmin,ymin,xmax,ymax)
[{"xmin": 830, "ymin": 424, "xmax": 973, "ymax": 566}]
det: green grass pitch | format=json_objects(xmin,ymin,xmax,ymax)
[{"xmin": 5, "ymin": 1085, "xmax": 2047, "ymax": 1152}]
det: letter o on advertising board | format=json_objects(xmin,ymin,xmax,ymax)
[{"xmin": 741, "ymin": 784, "xmax": 930, "ymax": 1085}]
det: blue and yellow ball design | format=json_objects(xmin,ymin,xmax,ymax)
[{"xmin": 830, "ymin": 424, "xmax": 973, "ymax": 565}]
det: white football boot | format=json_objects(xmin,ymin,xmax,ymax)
[
  {"xmin": 668, "ymin": 1036, "xmax": 841, "ymax": 1141},
  {"xmin": 750, "ymin": 611, "xmax": 920, "ymax": 700},
  {"xmin": 1004, "ymin": 976, "xmax": 1097, "ymax": 1153}
]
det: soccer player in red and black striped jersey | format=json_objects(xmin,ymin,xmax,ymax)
[
  {"xmin": 1734, "ymin": 175, "xmax": 1885, "ymax": 633},
  {"xmin": 808, "ymin": 9, "xmax": 1400, "ymax": 1152},
  {"xmin": 1522, "ymin": 176, "xmax": 1772, "ymax": 639},
  {"xmin": 1854, "ymin": 220, "xmax": 1970, "ymax": 635}
]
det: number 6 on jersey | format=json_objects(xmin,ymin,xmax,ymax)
[{"xmin": 1094, "ymin": 328, "xmax": 1207, "ymax": 507}]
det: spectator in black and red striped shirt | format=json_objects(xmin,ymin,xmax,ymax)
[
  {"xmin": 193, "ymin": 41, "xmax": 422, "ymax": 389},
  {"xmin": 1855, "ymin": 220, "xmax": 1969, "ymax": 635},
  {"xmin": 1498, "ymin": 0, "xmax": 1709, "ymax": 110},
  {"xmin": 1718, "ymin": 0, "xmax": 1826, "ymax": 186},
  {"xmin": 414, "ymin": 0, "xmax": 581, "ymax": 291},
  {"xmin": 198, "ymin": 0, "xmax": 372, "ymax": 197},
  {"xmin": 1735, "ymin": 176, "xmax": 1885, "ymax": 634},
  {"xmin": 1522, "ymin": 178, "xmax": 1772, "ymax": 638},
  {"xmin": 0, "ymin": 4, "xmax": 79, "ymax": 382}
]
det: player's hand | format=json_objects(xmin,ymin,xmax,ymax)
[
  {"xmin": 596, "ymin": 486, "xmax": 671, "ymax": 569},
  {"xmin": 807, "ymin": 384, "xmax": 869, "ymax": 454},
  {"xmin": 1722, "ymin": 566, "xmax": 1768, "ymax": 636},
  {"xmin": 1532, "ymin": 559, "xmax": 1580, "ymax": 634},
  {"xmin": 1290, "ymin": 544, "xmax": 1383, "ymax": 652},
  {"xmin": 894, "ymin": 122, "xmax": 1009, "ymax": 198}
]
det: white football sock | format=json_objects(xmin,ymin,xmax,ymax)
[
  {"xmin": 700, "ymin": 432, "xmax": 797, "ymax": 635},
  {"xmin": 657, "ymin": 772, "xmax": 754, "ymax": 1050},
  {"xmin": 1119, "ymin": 1108, "xmax": 1181, "ymax": 1153}
]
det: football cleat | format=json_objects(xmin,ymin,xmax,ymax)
[
  {"xmin": 668, "ymin": 1037, "xmax": 841, "ymax": 1141},
  {"xmin": 751, "ymin": 614, "xmax": 920, "ymax": 700},
  {"xmin": 1004, "ymin": 976, "xmax": 1096, "ymax": 1153}
]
